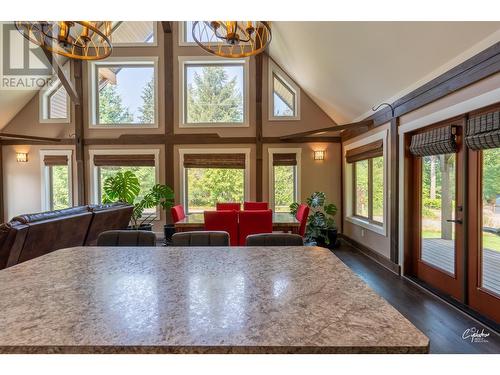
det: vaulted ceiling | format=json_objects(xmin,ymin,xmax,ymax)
[{"xmin": 269, "ymin": 22, "xmax": 500, "ymax": 124}]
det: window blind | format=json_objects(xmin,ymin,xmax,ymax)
[
  {"xmin": 183, "ymin": 153, "xmax": 246, "ymax": 169},
  {"xmin": 409, "ymin": 125, "xmax": 457, "ymax": 156},
  {"xmin": 346, "ymin": 140, "xmax": 383, "ymax": 163},
  {"xmin": 465, "ymin": 110, "xmax": 500, "ymax": 151},
  {"xmin": 93, "ymin": 154, "xmax": 155, "ymax": 167},
  {"xmin": 272, "ymin": 153, "xmax": 297, "ymax": 166},
  {"xmin": 43, "ymin": 155, "xmax": 68, "ymax": 166}
]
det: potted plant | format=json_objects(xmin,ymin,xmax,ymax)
[
  {"xmin": 102, "ymin": 171, "xmax": 174, "ymax": 231},
  {"xmin": 290, "ymin": 192, "xmax": 338, "ymax": 248}
]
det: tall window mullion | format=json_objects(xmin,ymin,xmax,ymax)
[{"xmin": 368, "ymin": 158, "xmax": 374, "ymax": 220}]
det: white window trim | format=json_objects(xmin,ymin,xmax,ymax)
[
  {"xmin": 178, "ymin": 21, "xmax": 196, "ymax": 47},
  {"xmin": 40, "ymin": 149, "xmax": 73, "ymax": 211},
  {"xmin": 111, "ymin": 21, "xmax": 158, "ymax": 47},
  {"xmin": 268, "ymin": 148, "xmax": 301, "ymax": 212},
  {"xmin": 179, "ymin": 147, "xmax": 251, "ymax": 214},
  {"xmin": 268, "ymin": 59, "xmax": 300, "ymax": 121},
  {"xmin": 39, "ymin": 79, "xmax": 71, "ymax": 124},
  {"xmin": 88, "ymin": 148, "xmax": 161, "ymax": 219},
  {"xmin": 344, "ymin": 129, "xmax": 388, "ymax": 236},
  {"xmin": 88, "ymin": 56, "xmax": 159, "ymax": 129},
  {"xmin": 178, "ymin": 55, "xmax": 250, "ymax": 128}
]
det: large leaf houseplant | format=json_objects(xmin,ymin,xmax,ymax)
[
  {"xmin": 290, "ymin": 192, "xmax": 338, "ymax": 247},
  {"xmin": 102, "ymin": 171, "xmax": 174, "ymax": 230}
]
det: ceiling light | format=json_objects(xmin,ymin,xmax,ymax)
[
  {"xmin": 15, "ymin": 21, "xmax": 113, "ymax": 61},
  {"xmin": 191, "ymin": 21, "xmax": 271, "ymax": 58}
]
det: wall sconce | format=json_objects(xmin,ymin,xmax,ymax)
[
  {"xmin": 313, "ymin": 150, "xmax": 325, "ymax": 161},
  {"xmin": 16, "ymin": 152, "xmax": 28, "ymax": 163}
]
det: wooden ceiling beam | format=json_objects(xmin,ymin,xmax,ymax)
[
  {"xmin": 280, "ymin": 120, "xmax": 373, "ymax": 140},
  {"xmin": 42, "ymin": 49, "xmax": 80, "ymax": 105},
  {"xmin": 161, "ymin": 22, "xmax": 172, "ymax": 34},
  {"xmin": 0, "ymin": 133, "xmax": 62, "ymax": 143}
]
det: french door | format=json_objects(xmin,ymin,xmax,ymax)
[
  {"xmin": 409, "ymin": 118, "xmax": 465, "ymax": 301},
  {"xmin": 407, "ymin": 106, "xmax": 500, "ymax": 323}
]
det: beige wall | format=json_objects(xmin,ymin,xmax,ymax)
[{"xmin": 2, "ymin": 144, "xmax": 77, "ymax": 220}]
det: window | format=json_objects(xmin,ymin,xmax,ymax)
[
  {"xmin": 89, "ymin": 150, "xmax": 160, "ymax": 216},
  {"xmin": 179, "ymin": 57, "xmax": 249, "ymax": 127},
  {"xmin": 268, "ymin": 60, "xmax": 300, "ymax": 120},
  {"xmin": 39, "ymin": 64, "xmax": 70, "ymax": 123},
  {"xmin": 111, "ymin": 21, "xmax": 156, "ymax": 46},
  {"xmin": 89, "ymin": 58, "xmax": 158, "ymax": 127},
  {"xmin": 269, "ymin": 149, "xmax": 301, "ymax": 212},
  {"xmin": 345, "ymin": 134, "xmax": 386, "ymax": 234},
  {"xmin": 180, "ymin": 149, "xmax": 250, "ymax": 214},
  {"xmin": 40, "ymin": 150, "xmax": 73, "ymax": 211},
  {"xmin": 180, "ymin": 21, "xmax": 219, "ymax": 45}
]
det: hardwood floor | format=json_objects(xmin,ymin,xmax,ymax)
[{"xmin": 333, "ymin": 243, "xmax": 500, "ymax": 354}]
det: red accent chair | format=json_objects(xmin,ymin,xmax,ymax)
[
  {"xmin": 243, "ymin": 201, "xmax": 268, "ymax": 210},
  {"xmin": 216, "ymin": 202, "xmax": 241, "ymax": 211},
  {"xmin": 238, "ymin": 209, "xmax": 273, "ymax": 246},
  {"xmin": 204, "ymin": 210, "xmax": 239, "ymax": 246},
  {"xmin": 171, "ymin": 205, "xmax": 186, "ymax": 223},
  {"xmin": 295, "ymin": 204, "xmax": 310, "ymax": 237}
]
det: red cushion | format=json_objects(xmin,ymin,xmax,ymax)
[
  {"xmin": 216, "ymin": 202, "xmax": 241, "ymax": 211},
  {"xmin": 238, "ymin": 209, "xmax": 273, "ymax": 246},
  {"xmin": 295, "ymin": 204, "xmax": 310, "ymax": 236},
  {"xmin": 171, "ymin": 205, "xmax": 186, "ymax": 223},
  {"xmin": 204, "ymin": 210, "xmax": 239, "ymax": 246},
  {"xmin": 243, "ymin": 201, "xmax": 268, "ymax": 210}
]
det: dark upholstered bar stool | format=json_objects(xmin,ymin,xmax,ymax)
[
  {"xmin": 97, "ymin": 230, "xmax": 156, "ymax": 247},
  {"xmin": 171, "ymin": 231, "xmax": 230, "ymax": 246},
  {"xmin": 245, "ymin": 233, "xmax": 304, "ymax": 246}
]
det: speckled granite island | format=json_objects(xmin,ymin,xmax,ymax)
[{"xmin": 0, "ymin": 246, "xmax": 429, "ymax": 354}]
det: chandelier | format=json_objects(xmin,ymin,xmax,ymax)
[
  {"xmin": 191, "ymin": 21, "xmax": 271, "ymax": 58},
  {"xmin": 15, "ymin": 21, "xmax": 113, "ymax": 61}
]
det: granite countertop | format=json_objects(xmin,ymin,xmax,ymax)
[{"xmin": 0, "ymin": 246, "xmax": 429, "ymax": 353}]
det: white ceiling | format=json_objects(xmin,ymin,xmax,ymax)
[{"xmin": 269, "ymin": 22, "xmax": 500, "ymax": 124}]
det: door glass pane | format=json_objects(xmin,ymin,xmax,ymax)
[
  {"xmin": 274, "ymin": 165, "xmax": 296, "ymax": 212},
  {"xmin": 421, "ymin": 154, "xmax": 456, "ymax": 274},
  {"xmin": 354, "ymin": 160, "xmax": 369, "ymax": 217},
  {"xmin": 481, "ymin": 148, "xmax": 500, "ymax": 296},
  {"xmin": 372, "ymin": 156, "xmax": 384, "ymax": 223}
]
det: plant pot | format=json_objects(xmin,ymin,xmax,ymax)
[
  {"xmin": 127, "ymin": 223, "xmax": 153, "ymax": 231},
  {"xmin": 164, "ymin": 224, "xmax": 176, "ymax": 246},
  {"xmin": 315, "ymin": 228, "xmax": 338, "ymax": 249}
]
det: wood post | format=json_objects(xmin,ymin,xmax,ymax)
[{"xmin": 73, "ymin": 60, "xmax": 85, "ymax": 205}]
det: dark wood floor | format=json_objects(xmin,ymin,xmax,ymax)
[{"xmin": 333, "ymin": 244, "xmax": 500, "ymax": 354}]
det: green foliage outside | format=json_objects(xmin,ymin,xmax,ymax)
[
  {"xmin": 354, "ymin": 157, "xmax": 383, "ymax": 220},
  {"xmin": 138, "ymin": 78, "xmax": 155, "ymax": 123},
  {"xmin": 274, "ymin": 165, "xmax": 295, "ymax": 212},
  {"xmin": 51, "ymin": 165, "xmax": 70, "ymax": 210},
  {"xmin": 187, "ymin": 168, "xmax": 244, "ymax": 212},
  {"xmin": 186, "ymin": 66, "xmax": 243, "ymax": 123}
]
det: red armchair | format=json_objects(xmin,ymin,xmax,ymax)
[
  {"xmin": 204, "ymin": 210, "xmax": 239, "ymax": 246},
  {"xmin": 238, "ymin": 209, "xmax": 273, "ymax": 246},
  {"xmin": 243, "ymin": 201, "xmax": 268, "ymax": 210},
  {"xmin": 171, "ymin": 205, "xmax": 186, "ymax": 223},
  {"xmin": 216, "ymin": 202, "xmax": 241, "ymax": 211},
  {"xmin": 295, "ymin": 204, "xmax": 310, "ymax": 237}
]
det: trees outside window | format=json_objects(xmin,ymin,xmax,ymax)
[
  {"xmin": 274, "ymin": 165, "xmax": 296, "ymax": 212},
  {"xmin": 353, "ymin": 156, "xmax": 384, "ymax": 224},
  {"xmin": 49, "ymin": 165, "xmax": 70, "ymax": 210}
]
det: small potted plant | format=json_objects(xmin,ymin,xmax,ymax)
[
  {"xmin": 290, "ymin": 192, "xmax": 338, "ymax": 248},
  {"xmin": 102, "ymin": 171, "xmax": 174, "ymax": 231}
]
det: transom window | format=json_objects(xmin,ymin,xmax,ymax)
[
  {"xmin": 111, "ymin": 21, "xmax": 156, "ymax": 45},
  {"xmin": 269, "ymin": 149, "xmax": 301, "ymax": 212},
  {"xmin": 89, "ymin": 58, "xmax": 158, "ymax": 127},
  {"xmin": 39, "ymin": 64, "xmax": 70, "ymax": 123},
  {"xmin": 180, "ymin": 149, "xmax": 250, "ymax": 214},
  {"xmin": 40, "ymin": 150, "xmax": 73, "ymax": 211},
  {"xmin": 179, "ymin": 57, "xmax": 249, "ymax": 127},
  {"xmin": 268, "ymin": 60, "xmax": 300, "ymax": 120}
]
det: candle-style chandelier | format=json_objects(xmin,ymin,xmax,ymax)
[
  {"xmin": 191, "ymin": 21, "xmax": 271, "ymax": 58},
  {"xmin": 15, "ymin": 21, "xmax": 113, "ymax": 61}
]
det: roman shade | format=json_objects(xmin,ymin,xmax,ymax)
[
  {"xmin": 346, "ymin": 140, "xmax": 383, "ymax": 163},
  {"xmin": 409, "ymin": 125, "xmax": 457, "ymax": 156},
  {"xmin": 465, "ymin": 110, "xmax": 500, "ymax": 151},
  {"xmin": 183, "ymin": 153, "xmax": 246, "ymax": 169},
  {"xmin": 43, "ymin": 155, "xmax": 68, "ymax": 166},
  {"xmin": 273, "ymin": 153, "xmax": 297, "ymax": 166},
  {"xmin": 93, "ymin": 154, "xmax": 155, "ymax": 167}
]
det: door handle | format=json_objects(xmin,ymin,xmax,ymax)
[{"xmin": 446, "ymin": 219, "xmax": 463, "ymax": 224}]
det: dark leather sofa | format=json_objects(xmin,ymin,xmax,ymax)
[{"xmin": 0, "ymin": 203, "xmax": 133, "ymax": 269}]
